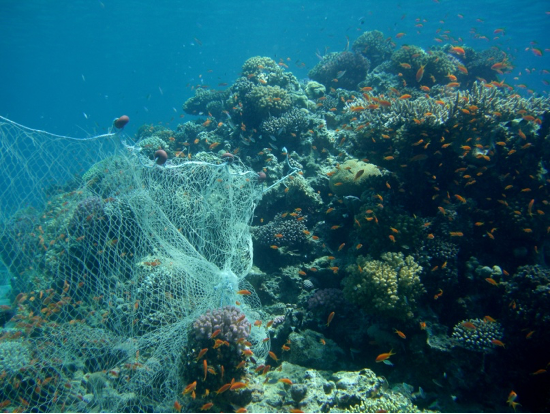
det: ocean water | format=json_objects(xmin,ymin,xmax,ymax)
[
  {"xmin": 1, "ymin": 0, "xmax": 548, "ymax": 136},
  {"xmin": 1, "ymin": 1, "xmax": 550, "ymax": 413}
]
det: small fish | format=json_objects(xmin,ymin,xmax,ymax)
[
  {"xmin": 230, "ymin": 382, "xmax": 247, "ymax": 391},
  {"xmin": 354, "ymin": 169, "xmax": 365, "ymax": 180},
  {"xmin": 376, "ymin": 349, "xmax": 396, "ymax": 362},
  {"xmin": 394, "ymin": 329, "xmax": 406, "ymax": 339},
  {"xmin": 491, "ymin": 339, "xmax": 505, "ymax": 348},
  {"xmin": 278, "ymin": 378, "xmax": 293, "ymax": 385},
  {"xmin": 336, "ymin": 70, "xmax": 347, "ymax": 78},
  {"xmin": 195, "ymin": 348, "xmax": 208, "ymax": 361},
  {"xmin": 327, "ymin": 311, "xmax": 335, "ymax": 327},
  {"xmin": 216, "ymin": 383, "xmax": 232, "ymax": 395},
  {"xmin": 416, "ymin": 64, "xmax": 426, "ymax": 82},
  {"xmin": 182, "ymin": 381, "xmax": 197, "ymax": 395},
  {"xmin": 200, "ymin": 403, "xmax": 213, "ymax": 411},
  {"xmin": 237, "ymin": 290, "xmax": 252, "ymax": 295},
  {"xmin": 461, "ymin": 322, "xmax": 477, "ymax": 330}
]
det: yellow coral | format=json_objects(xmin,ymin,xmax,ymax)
[
  {"xmin": 343, "ymin": 252, "xmax": 424, "ymax": 320},
  {"xmin": 328, "ymin": 159, "xmax": 382, "ymax": 197}
]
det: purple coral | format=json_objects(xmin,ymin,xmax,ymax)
[
  {"xmin": 191, "ymin": 306, "xmax": 251, "ymax": 355},
  {"xmin": 308, "ymin": 288, "xmax": 346, "ymax": 313},
  {"xmin": 68, "ymin": 196, "xmax": 105, "ymax": 237}
]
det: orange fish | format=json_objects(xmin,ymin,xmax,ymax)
[
  {"xmin": 416, "ymin": 64, "xmax": 426, "ymax": 82},
  {"xmin": 338, "ymin": 243, "xmax": 345, "ymax": 251},
  {"xmin": 450, "ymin": 46, "xmax": 465, "ymax": 55},
  {"xmin": 461, "ymin": 322, "xmax": 477, "ymax": 330},
  {"xmin": 195, "ymin": 348, "xmax": 208, "ymax": 361},
  {"xmin": 230, "ymin": 382, "xmax": 247, "ymax": 391},
  {"xmin": 269, "ymin": 351, "xmax": 279, "ymax": 362},
  {"xmin": 200, "ymin": 403, "xmax": 214, "ymax": 411},
  {"xmin": 531, "ymin": 369, "xmax": 547, "ymax": 375},
  {"xmin": 210, "ymin": 329, "xmax": 221, "ymax": 339},
  {"xmin": 174, "ymin": 401, "xmax": 182, "ymax": 412},
  {"xmin": 485, "ymin": 278, "xmax": 499, "ymax": 286},
  {"xmin": 419, "ymin": 322, "xmax": 427, "ymax": 330},
  {"xmin": 237, "ymin": 290, "xmax": 252, "ymax": 295},
  {"xmin": 326, "ymin": 311, "xmax": 335, "ymax": 327},
  {"xmin": 434, "ymin": 288, "xmax": 443, "ymax": 300},
  {"xmin": 394, "ymin": 329, "xmax": 406, "ymax": 339},
  {"xmin": 399, "ymin": 94, "xmax": 412, "ymax": 100},
  {"xmin": 216, "ymin": 383, "xmax": 232, "ymax": 395},
  {"xmin": 182, "ymin": 381, "xmax": 197, "ymax": 395},
  {"xmin": 203, "ymin": 359, "xmax": 208, "ymax": 381},
  {"xmin": 375, "ymin": 349, "xmax": 396, "ymax": 362},
  {"xmin": 278, "ymin": 378, "xmax": 293, "ymax": 385},
  {"xmin": 491, "ymin": 339, "xmax": 505, "ymax": 348}
]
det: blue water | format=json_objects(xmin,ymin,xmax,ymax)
[{"xmin": 1, "ymin": 0, "xmax": 548, "ymax": 137}]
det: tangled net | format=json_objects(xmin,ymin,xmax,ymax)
[{"xmin": 0, "ymin": 116, "xmax": 268, "ymax": 412}]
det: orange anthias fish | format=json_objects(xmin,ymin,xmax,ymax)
[
  {"xmin": 182, "ymin": 381, "xmax": 197, "ymax": 395},
  {"xmin": 326, "ymin": 311, "xmax": 335, "ymax": 327},
  {"xmin": 394, "ymin": 329, "xmax": 406, "ymax": 339},
  {"xmin": 416, "ymin": 64, "xmax": 426, "ymax": 82},
  {"xmin": 376, "ymin": 349, "xmax": 396, "ymax": 362}
]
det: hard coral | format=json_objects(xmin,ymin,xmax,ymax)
[
  {"xmin": 308, "ymin": 51, "xmax": 370, "ymax": 90},
  {"xmin": 243, "ymin": 85, "xmax": 292, "ymax": 124},
  {"xmin": 343, "ymin": 252, "xmax": 424, "ymax": 320},
  {"xmin": 352, "ymin": 30, "xmax": 395, "ymax": 68},
  {"xmin": 191, "ymin": 306, "xmax": 251, "ymax": 356},
  {"xmin": 452, "ymin": 318, "xmax": 504, "ymax": 353},
  {"xmin": 252, "ymin": 211, "xmax": 308, "ymax": 248}
]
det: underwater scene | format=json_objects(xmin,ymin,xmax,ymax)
[{"xmin": 1, "ymin": 0, "xmax": 549, "ymax": 413}]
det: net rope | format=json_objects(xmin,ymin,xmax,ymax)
[{"xmin": 0, "ymin": 116, "xmax": 267, "ymax": 412}]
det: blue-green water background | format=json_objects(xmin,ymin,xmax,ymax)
[{"xmin": 0, "ymin": 0, "xmax": 548, "ymax": 137}]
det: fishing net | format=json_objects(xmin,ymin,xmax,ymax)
[{"xmin": 0, "ymin": 116, "xmax": 268, "ymax": 412}]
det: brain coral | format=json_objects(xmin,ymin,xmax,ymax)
[
  {"xmin": 343, "ymin": 252, "xmax": 424, "ymax": 320},
  {"xmin": 328, "ymin": 159, "xmax": 382, "ymax": 197}
]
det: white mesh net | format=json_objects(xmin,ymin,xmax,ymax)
[{"xmin": 0, "ymin": 116, "xmax": 268, "ymax": 412}]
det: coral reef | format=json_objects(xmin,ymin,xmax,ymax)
[
  {"xmin": 308, "ymin": 51, "xmax": 370, "ymax": 90},
  {"xmin": 191, "ymin": 306, "xmax": 251, "ymax": 356},
  {"xmin": 328, "ymin": 159, "xmax": 383, "ymax": 197},
  {"xmin": 352, "ymin": 30, "xmax": 395, "ymax": 68},
  {"xmin": 252, "ymin": 211, "xmax": 309, "ymax": 248},
  {"xmin": 451, "ymin": 318, "xmax": 504, "ymax": 353},
  {"xmin": 259, "ymin": 108, "xmax": 310, "ymax": 139},
  {"xmin": 503, "ymin": 265, "xmax": 550, "ymax": 331},
  {"xmin": 307, "ymin": 288, "xmax": 346, "ymax": 313},
  {"xmin": 343, "ymin": 252, "xmax": 424, "ymax": 319},
  {"xmin": 243, "ymin": 85, "xmax": 293, "ymax": 122}
]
